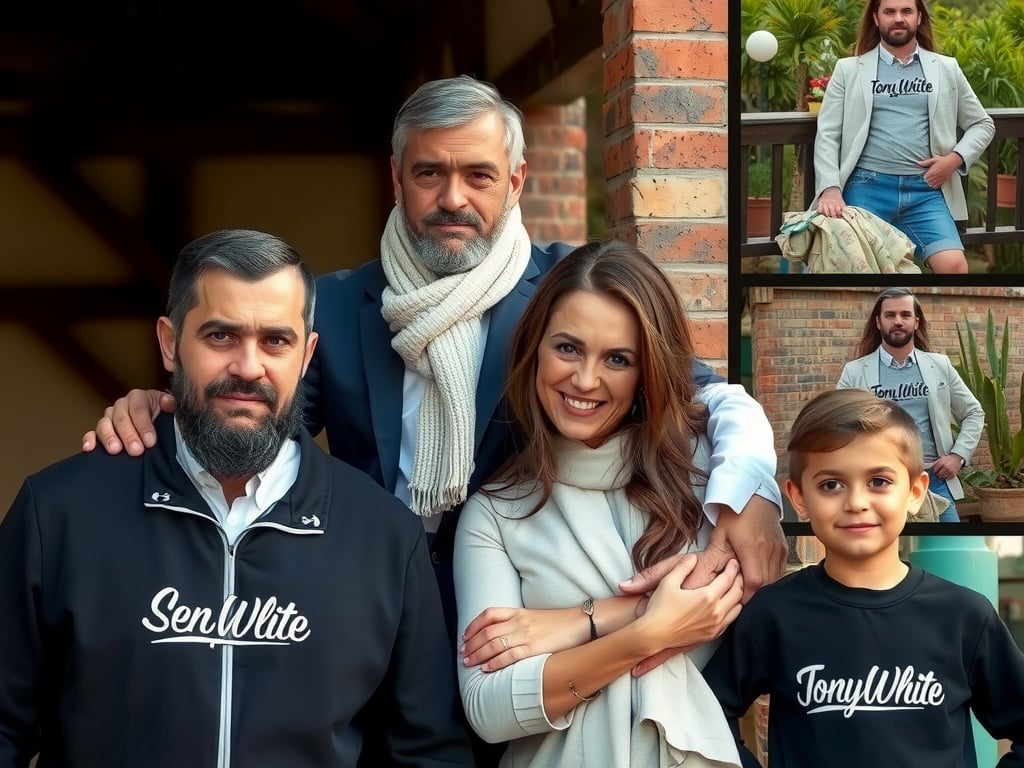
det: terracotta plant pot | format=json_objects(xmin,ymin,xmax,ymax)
[
  {"xmin": 996, "ymin": 174, "xmax": 1017, "ymax": 209},
  {"xmin": 746, "ymin": 197, "xmax": 771, "ymax": 238},
  {"xmin": 975, "ymin": 486, "xmax": 1024, "ymax": 522}
]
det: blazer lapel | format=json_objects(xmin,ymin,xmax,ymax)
[
  {"xmin": 918, "ymin": 49, "xmax": 940, "ymax": 123},
  {"xmin": 474, "ymin": 256, "xmax": 542, "ymax": 448},
  {"xmin": 864, "ymin": 352, "xmax": 881, "ymax": 390},
  {"xmin": 915, "ymin": 351, "xmax": 943, "ymax": 426},
  {"xmin": 859, "ymin": 49, "xmax": 879, "ymax": 121},
  {"xmin": 361, "ymin": 274, "xmax": 404, "ymax": 492}
]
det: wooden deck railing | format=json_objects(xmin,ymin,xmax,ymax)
[{"xmin": 739, "ymin": 108, "xmax": 1024, "ymax": 269}]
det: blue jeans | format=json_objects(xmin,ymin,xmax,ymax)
[
  {"xmin": 927, "ymin": 469, "xmax": 960, "ymax": 523},
  {"xmin": 843, "ymin": 167, "xmax": 964, "ymax": 260}
]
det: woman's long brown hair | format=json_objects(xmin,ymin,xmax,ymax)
[{"xmin": 486, "ymin": 240, "xmax": 709, "ymax": 571}]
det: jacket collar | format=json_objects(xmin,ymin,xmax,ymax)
[{"xmin": 143, "ymin": 413, "xmax": 331, "ymax": 536}]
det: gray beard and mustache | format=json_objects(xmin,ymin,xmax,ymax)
[
  {"xmin": 171, "ymin": 369, "xmax": 305, "ymax": 479},
  {"xmin": 410, "ymin": 205, "xmax": 511, "ymax": 275}
]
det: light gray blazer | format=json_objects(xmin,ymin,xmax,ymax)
[
  {"xmin": 837, "ymin": 348, "xmax": 985, "ymax": 499},
  {"xmin": 813, "ymin": 46, "xmax": 995, "ymax": 221}
]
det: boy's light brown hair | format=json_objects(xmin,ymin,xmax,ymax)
[{"xmin": 787, "ymin": 389, "xmax": 924, "ymax": 488}]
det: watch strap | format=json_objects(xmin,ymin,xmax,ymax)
[{"xmin": 581, "ymin": 597, "xmax": 597, "ymax": 641}]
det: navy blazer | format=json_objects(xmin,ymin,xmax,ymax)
[
  {"xmin": 304, "ymin": 244, "xmax": 559, "ymax": 634},
  {"xmin": 305, "ymin": 244, "xmax": 565, "ymax": 506},
  {"xmin": 303, "ymin": 242, "xmax": 723, "ymax": 633}
]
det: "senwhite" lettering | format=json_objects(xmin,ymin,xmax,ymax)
[{"xmin": 141, "ymin": 587, "xmax": 311, "ymax": 644}]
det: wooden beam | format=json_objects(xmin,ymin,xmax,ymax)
[
  {"xmin": 21, "ymin": 147, "xmax": 172, "ymax": 287},
  {"xmin": 26, "ymin": 318, "xmax": 148, "ymax": 405},
  {"xmin": 493, "ymin": 0, "xmax": 602, "ymax": 106},
  {"xmin": 0, "ymin": 283, "xmax": 164, "ymax": 322},
  {"xmin": 142, "ymin": 156, "xmax": 192, "ymax": 267},
  {"xmin": 1, "ymin": 109, "xmax": 387, "ymax": 157},
  {"xmin": 546, "ymin": 0, "xmax": 586, "ymax": 24}
]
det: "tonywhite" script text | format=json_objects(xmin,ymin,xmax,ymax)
[{"xmin": 796, "ymin": 664, "xmax": 944, "ymax": 717}]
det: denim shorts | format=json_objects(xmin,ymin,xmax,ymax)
[
  {"xmin": 843, "ymin": 167, "xmax": 964, "ymax": 260},
  {"xmin": 927, "ymin": 469, "xmax": 960, "ymax": 523}
]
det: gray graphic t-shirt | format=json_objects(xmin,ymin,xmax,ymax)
[
  {"xmin": 859, "ymin": 54, "xmax": 933, "ymax": 175},
  {"xmin": 873, "ymin": 355, "xmax": 939, "ymax": 461}
]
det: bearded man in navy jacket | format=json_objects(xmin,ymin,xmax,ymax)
[{"xmin": 0, "ymin": 229, "xmax": 472, "ymax": 767}]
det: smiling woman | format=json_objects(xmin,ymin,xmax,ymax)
[
  {"xmin": 535, "ymin": 290, "xmax": 642, "ymax": 448},
  {"xmin": 451, "ymin": 240, "xmax": 764, "ymax": 768}
]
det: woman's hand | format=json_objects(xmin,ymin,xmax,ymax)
[
  {"xmin": 634, "ymin": 556, "xmax": 743, "ymax": 655},
  {"xmin": 460, "ymin": 606, "xmax": 588, "ymax": 672}
]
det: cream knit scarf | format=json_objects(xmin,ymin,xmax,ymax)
[{"xmin": 380, "ymin": 204, "xmax": 531, "ymax": 517}]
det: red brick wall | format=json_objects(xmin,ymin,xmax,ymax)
[
  {"xmin": 749, "ymin": 285, "xmax": 1024, "ymax": 487},
  {"xmin": 601, "ymin": 0, "xmax": 729, "ymax": 369},
  {"xmin": 521, "ymin": 102, "xmax": 588, "ymax": 246}
]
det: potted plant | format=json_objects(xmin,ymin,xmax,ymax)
[
  {"xmin": 938, "ymin": 10, "xmax": 1023, "ymax": 209},
  {"xmin": 759, "ymin": 0, "xmax": 844, "ymax": 110},
  {"xmin": 954, "ymin": 310, "xmax": 1024, "ymax": 520},
  {"xmin": 805, "ymin": 74, "xmax": 830, "ymax": 115},
  {"xmin": 746, "ymin": 160, "xmax": 772, "ymax": 238},
  {"xmin": 804, "ymin": 38, "xmax": 837, "ymax": 115},
  {"xmin": 996, "ymin": 137, "xmax": 1019, "ymax": 209}
]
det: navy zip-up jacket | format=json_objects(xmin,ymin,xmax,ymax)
[{"xmin": 0, "ymin": 413, "xmax": 472, "ymax": 768}]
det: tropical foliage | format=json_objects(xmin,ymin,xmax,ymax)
[
  {"xmin": 741, "ymin": 0, "xmax": 849, "ymax": 111},
  {"xmin": 937, "ymin": 2, "xmax": 1024, "ymax": 173}
]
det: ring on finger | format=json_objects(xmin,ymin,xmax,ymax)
[{"xmin": 500, "ymin": 634, "xmax": 510, "ymax": 650}]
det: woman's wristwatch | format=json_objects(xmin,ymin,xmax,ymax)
[{"xmin": 580, "ymin": 597, "xmax": 597, "ymax": 641}]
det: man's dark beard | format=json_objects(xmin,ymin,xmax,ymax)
[
  {"xmin": 881, "ymin": 327, "xmax": 914, "ymax": 349},
  {"xmin": 881, "ymin": 26, "xmax": 915, "ymax": 47},
  {"xmin": 171, "ymin": 370, "xmax": 305, "ymax": 479}
]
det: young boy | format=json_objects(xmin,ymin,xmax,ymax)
[{"xmin": 701, "ymin": 388, "xmax": 1024, "ymax": 767}]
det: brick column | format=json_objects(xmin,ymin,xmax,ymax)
[
  {"xmin": 601, "ymin": 0, "xmax": 729, "ymax": 370},
  {"xmin": 521, "ymin": 102, "xmax": 588, "ymax": 246}
]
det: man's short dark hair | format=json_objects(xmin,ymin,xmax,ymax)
[{"xmin": 167, "ymin": 229, "xmax": 316, "ymax": 338}]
